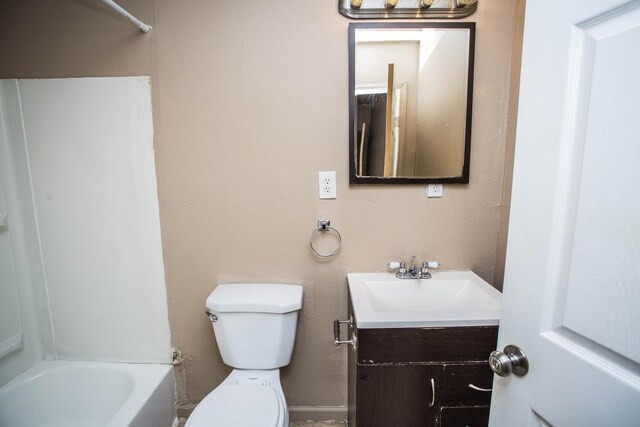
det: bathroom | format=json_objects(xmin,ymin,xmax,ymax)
[{"xmin": 1, "ymin": 0, "xmax": 638, "ymax": 426}]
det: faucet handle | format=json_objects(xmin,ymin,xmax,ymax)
[
  {"xmin": 387, "ymin": 261, "xmax": 407, "ymax": 274},
  {"xmin": 423, "ymin": 261, "xmax": 439, "ymax": 269}
]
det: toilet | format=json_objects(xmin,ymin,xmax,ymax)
[{"xmin": 185, "ymin": 283, "xmax": 303, "ymax": 427}]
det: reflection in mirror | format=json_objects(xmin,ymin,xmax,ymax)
[{"xmin": 349, "ymin": 23, "xmax": 475, "ymax": 184}]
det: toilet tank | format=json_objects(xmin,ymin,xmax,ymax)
[{"xmin": 205, "ymin": 283, "xmax": 303, "ymax": 369}]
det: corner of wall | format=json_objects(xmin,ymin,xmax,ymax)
[{"xmin": 493, "ymin": 0, "xmax": 527, "ymax": 290}]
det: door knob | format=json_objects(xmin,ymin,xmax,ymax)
[{"xmin": 489, "ymin": 345, "xmax": 529, "ymax": 377}]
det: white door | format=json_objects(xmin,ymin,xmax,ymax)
[{"xmin": 490, "ymin": 0, "xmax": 640, "ymax": 425}]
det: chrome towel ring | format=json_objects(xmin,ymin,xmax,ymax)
[{"xmin": 310, "ymin": 220, "xmax": 342, "ymax": 258}]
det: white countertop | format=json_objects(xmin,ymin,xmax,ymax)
[{"xmin": 347, "ymin": 271, "xmax": 502, "ymax": 329}]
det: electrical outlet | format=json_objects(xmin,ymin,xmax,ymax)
[
  {"xmin": 319, "ymin": 171, "xmax": 337, "ymax": 199},
  {"xmin": 427, "ymin": 184, "xmax": 443, "ymax": 198}
]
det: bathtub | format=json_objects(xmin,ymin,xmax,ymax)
[{"xmin": 0, "ymin": 361, "xmax": 176, "ymax": 427}]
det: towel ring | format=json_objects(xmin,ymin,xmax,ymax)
[{"xmin": 310, "ymin": 220, "xmax": 342, "ymax": 258}]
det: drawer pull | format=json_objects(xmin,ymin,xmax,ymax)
[
  {"xmin": 428, "ymin": 378, "xmax": 435, "ymax": 407},
  {"xmin": 468, "ymin": 384, "xmax": 492, "ymax": 392}
]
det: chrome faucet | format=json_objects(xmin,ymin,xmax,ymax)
[
  {"xmin": 407, "ymin": 256, "xmax": 419, "ymax": 277},
  {"xmin": 388, "ymin": 256, "xmax": 439, "ymax": 279}
]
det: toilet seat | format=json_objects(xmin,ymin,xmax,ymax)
[{"xmin": 186, "ymin": 384, "xmax": 281, "ymax": 427}]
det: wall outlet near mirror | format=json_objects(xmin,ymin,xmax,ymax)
[{"xmin": 427, "ymin": 184, "xmax": 443, "ymax": 198}]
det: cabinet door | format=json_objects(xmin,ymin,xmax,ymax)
[
  {"xmin": 357, "ymin": 364, "xmax": 443, "ymax": 427},
  {"xmin": 440, "ymin": 406, "xmax": 490, "ymax": 427},
  {"xmin": 442, "ymin": 363, "xmax": 493, "ymax": 406}
]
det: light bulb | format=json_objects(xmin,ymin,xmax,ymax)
[{"xmin": 385, "ymin": 0, "xmax": 399, "ymax": 8}]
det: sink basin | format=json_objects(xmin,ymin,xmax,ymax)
[{"xmin": 347, "ymin": 271, "xmax": 501, "ymax": 328}]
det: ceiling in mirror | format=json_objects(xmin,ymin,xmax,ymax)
[{"xmin": 349, "ymin": 22, "xmax": 475, "ymax": 185}]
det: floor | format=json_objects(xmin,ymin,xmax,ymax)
[
  {"xmin": 177, "ymin": 418, "xmax": 346, "ymax": 426},
  {"xmin": 290, "ymin": 422, "xmax": 346, "ymax": 426}
]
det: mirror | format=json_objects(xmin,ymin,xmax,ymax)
[{"xmin": 349, "ymin": 22, "xmax": 475, "ymax": 184}]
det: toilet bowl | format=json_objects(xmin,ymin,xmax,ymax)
[
  {"xmin": 185, "ymin": 283, "xmax": 303, "ymax": 427},
  {"xmin": 185, "ymin": 369, "xmax": 287, "ymax": 427}
]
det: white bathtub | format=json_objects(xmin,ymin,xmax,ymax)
[{"xmin": 0, "ymin": 361, "xmax": 176, "ymax": 427}]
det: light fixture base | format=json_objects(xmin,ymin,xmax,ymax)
[{"xmin": 339, "ymin": 0, "xmax": 477, "ymax": 20}]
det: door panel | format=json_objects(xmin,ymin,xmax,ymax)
[
  {"xmin": 490, "ymin": 0, "xmax": 640, "ymax": 425},
  {"xmin": 560, "ymin": 8, "xmax": 640, "ymax": 363}
]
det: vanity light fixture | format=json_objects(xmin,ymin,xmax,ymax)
[{"xmin": 339, "ymin": 0, "xmax": 477, "ymax": 19}]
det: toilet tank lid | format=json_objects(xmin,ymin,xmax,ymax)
[{"xmin": 206, "ymin": 283, "xmax": 303, "ymax": 314}]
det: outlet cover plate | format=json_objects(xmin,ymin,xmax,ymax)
[
  {"xmin": 319, "ymin": 171, "xmax": 337, "ymax": 199},
  {"xmin": 427, "ymin": 184, "xmax": 443, "ymax": 198}
]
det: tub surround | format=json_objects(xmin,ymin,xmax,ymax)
[
  {"xmin": 0, "ymin": 77, "xmax": 176, "ymax": 425},
  {"xmin": 0, "ymin": 78, "xmax": 171, "ymax": 376}
]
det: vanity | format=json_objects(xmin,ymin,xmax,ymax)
[
  {"xmin": 343, "ymin": 272, "xmax": 501, "ymax": 426},
  {"xmin": 342, "ymin": 11, "xmax": 497, "ymax": 426}
]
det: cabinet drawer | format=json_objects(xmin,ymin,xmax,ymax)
[
  {"xmin": 440, "ymin": 406, "xmax": 490, "ymax": 427},
  {"xmin": 442, "ymin": 363, "xmax": 493, "ymax": 406},
  {"xmin": 357, "ymin": 326, "xmax": 498, "ymax": 364}
]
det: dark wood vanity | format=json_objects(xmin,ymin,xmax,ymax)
[{"xmin": 347, "ymin": 300, "xmax": 498, "ymax": 426}]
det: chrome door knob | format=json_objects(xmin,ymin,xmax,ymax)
[{"xmin": 489, "ymin": 344, "xmax": 529, "ymax": 377}]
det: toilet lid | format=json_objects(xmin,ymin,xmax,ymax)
[{"xmin": 187, "ymin": 384, "xmax": 281, "ymax": 427}]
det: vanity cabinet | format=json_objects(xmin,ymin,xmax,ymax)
[{"xmin": 347, "ymin": 302, "xmax": 498, "ymax": 427}]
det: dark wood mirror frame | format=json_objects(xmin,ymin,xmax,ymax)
[{"xmin": 349, "ymin": 22, "xmax": 476, "ymax": 185}]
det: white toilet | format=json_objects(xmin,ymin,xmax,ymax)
[{"xmin": 185, "ymin": 283, "xmax": 303, "ymax": 427}]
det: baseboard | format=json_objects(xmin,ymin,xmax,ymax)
[
  {"xmin": 288, "ymin": 406, "xmax": 348, "ymax": 422},
  {"xmin": 176, "ymin": 403, "xmax": 197, "ymax": 418},
  {"xmin": 177, "ymin": 403, "xmax": 348, "ymax": 423}
]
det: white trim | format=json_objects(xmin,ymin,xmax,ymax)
[{"xmin": 288, "ymin": 406, "xmax": 348, "ymax": 422}]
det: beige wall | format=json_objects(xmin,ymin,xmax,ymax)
[
  {"xmin": 0, "ymin": 0, "xmax": 523, "ymax": 419},
  {"xmin": 495, "ymin": 0, "xmax": 527, "ymax": 291}
]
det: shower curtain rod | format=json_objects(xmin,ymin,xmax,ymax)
[{"xmin": 101, "ymin": 0, "xmax": 152, "ymax": 33}]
